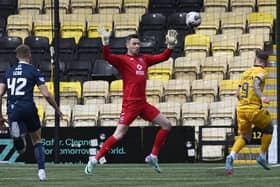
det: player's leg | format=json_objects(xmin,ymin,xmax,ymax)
[
  {"xmin": 226, "ymin": 111, "xmax": 251, "ymax": 176},
  {"xmin": 141, "ymin": 103, "xmax": 171, "ymax": 173},
  {"xmin": 253, "ymin": 108, "xmax": 273, "ymax": 170}
]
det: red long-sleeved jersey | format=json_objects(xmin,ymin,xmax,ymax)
[{"xmin": 103, "ymin": 45, "xmax": 172, "ymax": 101}]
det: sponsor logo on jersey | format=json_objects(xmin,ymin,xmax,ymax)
[{"xmin": 136, "ymin": 64, "xmax": 144, "ymax": 75}]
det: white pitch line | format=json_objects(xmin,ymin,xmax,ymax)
[{"xmin": 211, "ymin": 164, "xmax": 280, "ymax": 170}]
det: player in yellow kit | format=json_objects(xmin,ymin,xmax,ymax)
[{"xmin": 225, "ymin": 50, "xmax": 273, "ymax": 176}]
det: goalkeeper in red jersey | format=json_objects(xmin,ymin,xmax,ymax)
[{"xmin": 85, "ymin": 26, "xmax": 178, "ymax": 174}]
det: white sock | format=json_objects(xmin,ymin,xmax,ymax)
[
  {"xmin": 90, "ymin": 158, "xmax": 98, "ymax": 164},
  {"xmin": 230, "ymin": 152, "xmax": 237, "ymax": 160},
  {"xmin": 150, "ymin": 154, "xmax": 157, "ymax": 158},
  {"xmin": 259, "ymin": 152, "xmax": 266, "ymax": 160}
]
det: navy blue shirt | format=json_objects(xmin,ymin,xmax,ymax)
[{"xmin": 1, "ymin": 62, "xmax": 45, "ymax": 106}]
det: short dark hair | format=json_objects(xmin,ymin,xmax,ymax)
[
  {"xmin": 16, "ymin": 44, "xmax": 31, "ymax": 59},
  {"xmin": 126, "ymin": 34, "xmax": 139, "ymax": 43},
  {"xmin": 256, "ymin": 49, "xmax": 268, "ymax": 62}
]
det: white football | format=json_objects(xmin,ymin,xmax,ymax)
[{"xmin": 186, "ymin": 11, "xmax": 201, "ymax": 27}]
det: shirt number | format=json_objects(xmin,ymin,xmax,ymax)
[
  {"xmin": 7, "ymin": 78, "xmax": 27, "ymax": 96},
  {"xmin": 240, "ymin": 82, "xmax": 249, "ymax": 98}
]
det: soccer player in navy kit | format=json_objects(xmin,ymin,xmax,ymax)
[{"xmin": 0, "ymin": 44, "xmax": 63, "ymax": 181}]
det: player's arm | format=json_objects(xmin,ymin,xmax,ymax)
[
  {"xmin": 253, "ymin": 77, "xmax": 270, "ymax": 104},
  {"xmin": 0, "ymin": 83, "xmax": 8, "ymax": 129},
  {"xmin": 236, "ymin": 86, "xmax": 241, "ymax": 100},
  {"xmin": 38, "ymin": 84, "xmax": 63, "ymax": 118}
]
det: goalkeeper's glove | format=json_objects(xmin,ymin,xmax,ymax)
[
  {"xmin": 97, "ymin": 25, "xmax": 111, "ymax": 45},
  {"xmin": 165, "ymin": 29, "xmax": 178, "ymax": 49}
]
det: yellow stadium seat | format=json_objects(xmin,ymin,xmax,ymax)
[
  {"xmin": 86, "ymin": 14, "xmax": 113, "ymax": 38},
  {"xmin": 219, "ymin": 79, "xmax": 240, "ymax": 101},
  {"xmin": 44, "ymin": 104, "xmax": 72, "ymax": 127},
  {"xmin": 228, "ymin": 55, "xmax": 255, "ymax": 79},
  {"xmin": 212, "ymin": 34, "xmax": 237, "ymax": 56},
  {"xmin": 196, "ymin": 12, "xmax": 220, "ymax": 36},
  {"xmin": 110, "ymin": 80, "xmax": 123, "ymax": 103},
  {"xmin": 204, "ymin": 0, "xmax": 228, "ymax": 12},
  {"xmin": 155, "ymin": 102, "xmax": 181, "ymax": 126},
  {"xmin": 130, "ymin": 117, "xmax": 150, "ymax": 127},
  {"xmin": 61, "ymin": 14, "xmax": 86, "ymax": 44},
  {"xmin": 258, "ymin": 0, "xmax": 276, "ymax": 17},
  {"xmin": 146, "ymin": 79, "xmax": 164, "ymax": 104},
  {"xmin": 44, "ymin": 0, "xmax": 70, "ymax": 14},
  {"xmin": 201, "ymin": 56, "xmax": 230, "ymax": 81},
  {"xmin": 36, "ymin": 104, "xmax": 44, "ymax": 122},
  {"xmin": 174, "ymin": 57, "xmax": 201, "ymax": 81},
  {"xmin": 123, "ymin": 0, "xmax": 149, "ymax": 14},
  {"xmin": 191, "ymin": 79, "xmax": 219, "ymax": 103},
  {"xmin": 71, "ymin": 0, "xmax": 97, "ymax": 14},
  {"xmin": 113, "ymin": 13, "xmax": 141, "ymax": 37},
  {"xmin": 220, "ymin": 12, "xmax": 247, "ymax": 36},
  {"xmin": 60, "ymin": 81, "xmax": 82, "ymax": 105},
  {"xmin": 72, "ymin": 104, "xmax": 99, "ymax": 127},
  {"xmin": 33, "ymin": 14, "xmax": 54, "ymax": 44},
  {"xmin": 184, "ymin": 34, "xmax": 211, "ymax": 56},
  {"xmin": 33, "ymin": 82, "xmax": 54, "ymax": 107},
  {"xmin": 99, "ymin": 103, "xmax": 122, "ymax": 126},
  {"xmin": 83, "ymin": 80, "xmax": 109, "ymax": 104},
  {"xmin": 164, "ymin": 79, "xmax": 191, "ymax": 104},
  {"xmin": 238, "ymin": 33, "xmax": 264, "ymax": 54},
  {"xmin": 263, "ymin": 89, "xmax": 277, "ymax": 101},
  {"xmin": 230, "ymin": 0, "xmax": 255, "ymax": 14},
  {"xmin": 7, "ymin": 14, "xmax": 33, "ymax": 40},
  {"xmin": 97, "ymin": 0, "xmax": 122, "ymax": 14},
  {"xmin": 247, "ymin": 12, "xmax": 274, "ymax": 42},
  {"xmin": 209, "ymin": 101, "xmax": 236, "ymax": 126},
  {"xmin": 265, "ymin": 78, "xmax": 277, "ymax": 89},
  {"xmin": 148, "ymin": 58, "xmax": 173, "ymax": 83},
  {"xmin": 18, "ymin": 0, "xmax": 43, "ymax": 15},
  {"xmin": 265, "ymin": 67, "xmax": 276, "ymax": 78}
]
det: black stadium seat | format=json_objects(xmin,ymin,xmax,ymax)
[
  {"xmin": 149, "ymin": 0, "xmax": 176, "ymax": 16},
  {"xmin": 0, "ymin": 36, "xmax": 22, "ymax": 65},
  {"xmin": 140, "ymin": 35, "xmax": 158, "ymax": 54},
  {"xmin": 67, "ymin": 59, "xmax": 92, "ymax": 82},
  {"xmin": 77, "ymin": 37, "xmax": 102, "ymax": 61},
  {"xmin": 0, "ymin": 0, "xmax": 17, "ymax": 19},
  {"xmin": 0, "ymin": 16, "xmax": 6, "ymax": 37},
  {"xmin": 91, "ymin": 59, "xmax": 120, "ymax": 83},
  {"xmin": 109, "ymin": 37, "xmax": 127, "ymax": 54},
  {"xmin": 176, "ymin": 0, "xmax": 203, "ymax": 12},
  {"xmin": 56, "ymin": 37, "xmax": 76, "ymax": 64}
]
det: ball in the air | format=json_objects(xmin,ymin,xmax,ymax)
[{"xmin": 186, "ymin": 11, "xmax": 201, "ymax": 27}]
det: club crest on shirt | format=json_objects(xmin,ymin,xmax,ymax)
[
  {"xmin": 136, "ymin": 64, "xmax": 144, "ymax": 75},
  {"xmin": 138, "ymin": 57, "xmax": 144, "ymax": 63}
]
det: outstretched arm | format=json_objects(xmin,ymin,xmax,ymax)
[{"xmin": 253, "ymin": 77, "xmax": 270, "ymax": 104}]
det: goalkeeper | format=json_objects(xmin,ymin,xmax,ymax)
[{"xmin": 85, "ymin": 27, "xmax": 178, "ymax": 174}]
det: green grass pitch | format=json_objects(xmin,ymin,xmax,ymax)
[{"xmin": 0, "ymin": 163, "xmax": 280, "ymax": 187}]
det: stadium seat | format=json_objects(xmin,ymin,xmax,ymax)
[
  {"xmin": 44, "ymin": 0, "xmax": 70, "ymax": 14},
  {"xmin": 99, "ymin": 103, "xmax": 122, "ymax": 126},
  {"xmin": 139, "ymin": 35, "xmax": 158, "ymax": 54},
  {"xmin": 149, "ymin": 0, "xmax": 176, "ymax": 16},
  {"xmin": 148, "ymin": 58, "xmax": 173, "ymax": 83},
  {"xmin": 247, "ymin": 12, "xmax": 274, "ymax": 42},
  {"xmin": 184, "ymin": 34, "xmax": 211, "ymax": 56},
  {"xmin": 38, "ymin": 61, "xmax": 52, "ymax": 81},
  {"xmin": 7, "ymin": 14, "xmax": 33, "ymax": 40},
  {"xmin": 155, "ymin": 102, "xmax": 181, "ymax": 126},
  {"xmin": 44, "ymin": 104, "xmax": 72, "ymax": 127},
  {"xmin": 220, "ymin": 12, "xmax": 247, "ymax": 37},
  {"xmin": 201, "ymin": 56, "xmax": 230, "ymax": 81},
  {"xmin": 72, "ymin": 104, "xmax": 99, "ymax": 127},
  {"xmin": 164, "ymin": 79, "xmax": 191, "ymax": 104},
  {"xmin": 97, "ymin": 0, "xmax": 122, "ymax": 14},
  {"xmin": 209, "ymin": 101, "xmax": 236, "ymax": 126},
  {"xmin": 211, "ymin": 34, "xmax": 237, "ymax": 56},
  {"xmin": 61, "ymin": 14, "xmax": 86, "ymax": 44},
  {"xmin": 33, "ymin": 14, "xmax": 54, "ymax": 44},
  {"xmin": 67, "ymin": 59, "xmax": 91, "ymax": 82},
  {"xmin": 196, "ymin": 12, "xmax": 220, "ymax": 37},
  {"xmin": 123, "ymin": 0, "xmax": 149, "ymax": 15},
  {"xmin": 57, "ymin": 37, "xmax": 76, "ymax": 64},
  {"xmin": 258, "ymin": 0, "xmax": 276, "ymax": 18},
  {"xmin": 114, "ymin": 13, "xmax": 141, "ymax": 37},
  {"xmin": 36, "ymin": 104, "xmax": 44, "ymax": 122},
  {"xmin": 18, "ymin": 0, "xmax": 43, "ymax": 15},
  {"xmin": 0, "ymin": 36, "xmax": 22, "ymax": 65},
  {"xmin": 230, "ymin": 0, "xmax": 256, "ymax": 14},
  {"xmin": 264, "ymin": 78, "xmax": 276, "ymax": 90},
  {"xmin": 0, "ymin": 61, "xmax": 11, "ymax": 77},
  {"xmin": 265, "ymin": 67, "xmax": 276, "ymax": 78},
  {"xmin": 109, "ymin": 37, "xmax": 127, "ymax": 54},
  {"xmin": 91, "ymin": 59, "xmax": 120, "ymax": 82},
  {"xmin": 176, "ymin": 0, "xmax": 203, "ymax": 12},
  {"xmin": 86, "ymin": 14, "xmax": 113, "ymax": 38},
  {"xmin": 174, "ymin": 57, "xmax": 201, "ymax": 81},
  {"xmin": 219, "ymin": 79, "xmax": 240, "ymax": 102},
  {"xmin": 0, "ymin": 16, "xmax": 6, "ymax": 37},
  {"xmin": 70, "ymin": 0, "xmax": 97, "ymax": 14},
  {"xmin": 263, "ymin": 89, "xmax": 276, "ymax": 101},
  {"xmin": 238, "ymin": 33, "xmax": 265, "ymax": 54},
  {"xmin": 109, "ymin": 80, "xmax": 123, "ymax": 103},
  {"xmin": 0, "ymin": 0, "xmax": 17, "ymax": 19},
  {"xmin": 228, "ymin": 55, "xmax": 255, "ymax": 79},
  {"xmin": 59, "ymin": 81, "xmax": 82, "ymax": 105},
  {"xmin": 130, "ymin": 117, "xmax": 150, "ymax": 127},
  {"xmin": 146, "ymin": 79, "xmax": 164, "ymax": 104},
  {"xmin": 83, "ymin": 80, "xmax": 109, "ymax": 104},
  {"xmin": 204, "ymin": 0, "xmax": 228, "ymax": 12},
  {"xmin": 191, "ymin": 79, "xmax": 218, "ymax": 103},
  {"xmin": 201, "ymin": 145, "xmax": 224, "ymax": 161},
  {"xmin": 24, "ymin": 36, "xmax": 50, "ymax": 67},
  {"xmin": 77, "ymin": 37, "xmax": 102, "ymax": 60},
  {"xmin": 182, "ymin": 102, "xmax": 208, "ymax": 127}
]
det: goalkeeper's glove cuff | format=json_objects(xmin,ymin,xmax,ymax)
[{"xmin": 101, "ymin": 37, "xmax": 110, "ymax": 45}]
